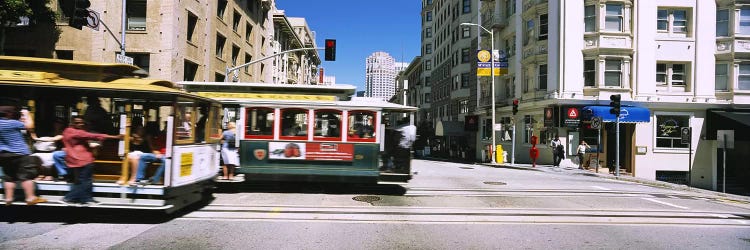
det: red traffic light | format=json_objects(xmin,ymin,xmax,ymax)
[{"xmin": 324, "ymin": 39, "xmax": 336, "ymax": 61}]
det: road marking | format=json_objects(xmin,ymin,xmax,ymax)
[
  {"xmin": 591, "ymin": 186, "xmax": 611, "ymax": 191},
  {"xmin": 642, "ymin": 198, "xmax": 689, "ymax": 209}
]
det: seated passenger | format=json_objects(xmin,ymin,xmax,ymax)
[
  {"xmin": 119, "ymin": 126, "xmax": 151, "ymax": 185},
  {"xmin": 136, "ymin": 127, "xmax": 167, "ymax": 185}
]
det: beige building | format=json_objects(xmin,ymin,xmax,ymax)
[{"xmin": 4, "ymin": 0, "xmax": 320, "ymax": 84}]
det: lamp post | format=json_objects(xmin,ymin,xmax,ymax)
[{"xmin": 461, "ymin": 22, "xmax": 495, "ymax": 164}]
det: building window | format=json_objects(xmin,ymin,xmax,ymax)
[
  {"xmin": 717, "ymin": 9, "xmax": 729, "ymax": 37},
  {"xmin": 232, "ymin": 10, "xmax": 241, "ymax": 31},
  {"xmin": 604, "ymin": 59, "xmax": 622, "ymax": 87},
  {"xmin": 244, "ymin": 53, "xmax": 252, "ymax": 73},
  {"xmin": 425, "ymin": 27, "xmax": 432, "ymax": 38},
  {"xmin": 217, "ymin": 0, "xmax": 227, "ymax": 19},
  {"xmin": 539, "ymin": 14, "xmax": 548, "ymax": 40},
  {"xmin": 215, "ymin": 72, "xmax": 225, "ymax": 82},
  {"xmin": 425, "ymin": 60, "xmax": 432, "ymax": 70},
  {"xmin": 215, "ymin": 34, "xmax": 226, "ymax": 59},
  {"xmin": 605, "ymin": 4, "xmax": 623, "ymax": 32},
  {"xmin": 656, "ymin": 115, "xmax": 689, "ymax": 149},
  {"xmin": 187, "ymin": 12, "xmax": 198, "ymax": 42},
  {"xmin": 657, "ymin": 9, "xmax": 688, "ymax": 35},
  {"xmin": 462, "ymin": 0, "xmax": 471, "ymax": 14},
  {"xmin": 425, "ymin": 76, "xmax": 431, "ymax": 86},
  {"xmin": 584, "ymin": 5, "xmax": 596, "ymax": 32},
  {"xmin": 425, "ymin": 44, "xmax": 432, "ymax": 54},
  {"xmin": 126, "ymin": 0, "xmax": 146, "ymax": 31},
  {"xmin": 715, "ymin": 63, "xmax": 728, "ymax": 91},
  {"xmin": 55, "ymin": 50, "xmax": 73, "ymax": 60},
  {"xmin": 584, "ymin": 59, "xmax": 595, "ymax": 87},
  {"xmin": 506, "ymin": 0, "xmax": 515, "ymax": 16},
  {"xmin": 184, "ymin": 60, "xmax": 198, "ymax": 81},
  {"xmin": 739, "ymin": 63, "xmax": 750, "ymax": 90},
  {"xmin": 459, "ymin": 100, "xmax": 468, "ymax": 113},
  {"xmin": 742, "ymin": 8, "xmax": 750, "ymax": 34},
  {"xmin": 656, "ymin": 63, "xmax": 687, "ymax": 87},
  {"xmin": 462, "ymin": 27, "xmax": 471, "ymax": 38},
  {"xmin": 426, "ymin": 11, "xmax": 432, "ymax": 22},
  {"xmin": 461, "ymin": 73, "xmax": 469, "ymax": 88},
  {"xmin": 231, "ymin": 45, "xmax": 240, "ymax": 65},
  {"xmin": 461, "ymin": 48, "xmax": 470, "ymax": 63},
  {"xmin": 538, "ymin": 64, "xmax": 547, "ymax": 90}
]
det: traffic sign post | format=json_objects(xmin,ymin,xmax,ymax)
[
  {"xmin": 592, "ymin": 116, "xmax": 602, "ymax": 173},
  {"xmin": 681, "ymin": 127, "xmax": 692, "ymax": 186},
  {"xmin": 717, "ymin": 130, "xmax": 734, "ymax": 193}
]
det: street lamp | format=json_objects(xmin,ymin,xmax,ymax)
[{"xmin": 461, "ymin": 22, "xmax": 496, "ymax": 164}]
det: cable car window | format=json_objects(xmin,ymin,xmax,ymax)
[
  {"xmin": 246, "ymin": 107, "xmax": 275, "ymax": 137},
  {"xmin": 280, "ymin": 108, "xmax": 308, "ymax": 138},
  {"xmin": 314, "ymin": 110, "xmax": 342, "ymax": 138}
]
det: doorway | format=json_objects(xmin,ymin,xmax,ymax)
[{"xmin": 605, "ymin": 123, "xmax": 634, "ymax": 174}]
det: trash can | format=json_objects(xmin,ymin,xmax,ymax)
[{"xmin": 496, "ymin": 145, "xmax": 504, "ymax": 164}]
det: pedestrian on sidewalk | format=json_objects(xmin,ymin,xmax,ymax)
[
  {"xmin": 554, "ymin": 143, "xmax": 565, "ymax": 167},
  {"xmin": 550, "ymin": 137, "xmax": 561, "ymax": 167},
  {"xmin": 577, "ymin": 140, "xmax": 590, "ymax": 169}
]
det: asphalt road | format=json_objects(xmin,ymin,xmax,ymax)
[{"xmin": 1, "ymin": 159, "xmax": 749, "ymax": 249}]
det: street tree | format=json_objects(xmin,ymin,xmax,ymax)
[{"xmin": 0, "ymin": 0, "xmax": 58, "ymax": 56}]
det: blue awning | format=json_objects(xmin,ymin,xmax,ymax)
[{"xmin": 582, "ymin": 106, "xmax": 651, "ymax": 123}]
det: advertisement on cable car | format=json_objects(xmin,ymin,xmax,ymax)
[
  {"xmin": 170, "ymin": 145, "xmax": 218, "ymax": 187},
  {"xmin": 268, "ymin": 142, "xmax": 354, "ymax": 161}
]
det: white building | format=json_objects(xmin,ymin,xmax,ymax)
[
  {"xmin": 365, "ymin": 51, "xmax": 397, "ymax": 100},
  {"xmin": 467, "ymin": 0, "xmax": 749, "ymax": 194}
]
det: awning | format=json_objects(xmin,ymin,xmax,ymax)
[
  {"xmin": 582, "ymin": 105, "xmax": 650, "ymax": 123},
  {"xmin": 435, "ymin": 121, "xmax": 465, "ymax": 136}
]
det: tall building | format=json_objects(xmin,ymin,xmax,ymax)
[
  {"xmin": 419, "ymin": 0, "xmax": 481, "ymax": 161},
  {"xmin": 365, "ymin": 51, "xmax": 397, "ymax": 100},
  {"xmin": 414, "ymin": 0, "xmax": 749, "ymax": 194},
  {"xmin": 3, "ymin": 0, "xmax": 320, "ymax": 84}
]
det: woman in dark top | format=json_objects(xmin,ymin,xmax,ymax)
[{"xmin": 120, "ymin": 127, "xmax": 152, "ymax": 185}]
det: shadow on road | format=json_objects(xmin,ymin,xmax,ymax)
[
  {"xmin": 215, "ymin": 181, "xmax": 407, "ymax": 196},
  {"xmin": 0, "ymin": 205, "xmax": 180, "ymax": 224}
]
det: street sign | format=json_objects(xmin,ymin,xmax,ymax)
[
  {"xmin": 591, "ymin": 116, "xmax": 601, "ymax": 129},
  {"xmin": 681, "ymin": 127, "xmax": 691, "ymax": 145},
  {"xmin": 567, "ymin": 107, "xmax": 579, "ymax": 119},
  {"xmin": 717, "ymin": 130, "xmax": 734, "ymax": 149},
  {"xmin": 116, "ymin": 54, "xmax": 133, "ymax": 65},
  {"xmin": 85, "ymin": 10, "xmax": 100, "ymax": 31}
]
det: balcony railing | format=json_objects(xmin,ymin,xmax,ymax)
[{"xmin": 481, "ymin": 9, "xmax": 507, "ymax": 30}]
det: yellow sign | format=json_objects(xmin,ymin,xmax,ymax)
[
  {"xmin": 0, "ymin": 70, "xmax": 58, "ymax": 81},
  {"xmin": 195, "ymin": 92, "xmax": 336, "ymax": 101},
  {"xmin": 477, "ymin": 50, "xmax": 492, "ymax": 62},
  {"xmin": 477, "ymin": 68, "xmax": 506, "ymax": 76},
  {"xmin": 180, "ymin": 152, "xmax": 193, "ymax": 177}
]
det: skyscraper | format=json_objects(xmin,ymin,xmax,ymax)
[{"xmin": 365, "ymin": 52, "xmax": 397, "ymax": 101}]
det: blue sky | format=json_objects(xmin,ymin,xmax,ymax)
[{"xmin": 276, "ymin": 1, "xmax": 422, "ymax": 91}]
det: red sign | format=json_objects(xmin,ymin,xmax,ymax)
[
  {"xmin": 319, "ymin": 68, "xmax": 324, "ymax": 84},
  {"xmin": 567, "ymin": 107, "xmax": 579, "ymax": 119},
  {"xmin": 305, "ymin": 143, "xmax": 354, "ymax": 161}
]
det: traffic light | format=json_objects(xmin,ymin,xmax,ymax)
[
  {"xmin": 512, "ymin": 99, "xmax": 519, "ymax": 115},
  {"xmin": 324, "ymin": 39, "xmax": 336, "ymax": 61},
  {"xmin": 609, "ymin": 94, "xmax": 621, "ymax": 116},
  {"xmin": 69, "ymin": 0, "xmax": 91, "ymax": 30}
]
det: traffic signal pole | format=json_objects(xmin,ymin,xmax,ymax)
[{"xmin": 224, "ymin": 47, "xmax": 325, "ymax": 82}]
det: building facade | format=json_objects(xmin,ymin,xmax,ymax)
[
  {"xmin": 420, "ymin": 0, "xmax": 482, "ymax": 160},
  {"xmin": 413, "ymin": 0, "xmax": 749, "ymax": 194},
  {"xmin": 365, "ymin": 51, "xmax": 398, "ymax": 101},
  {"xmin": 3, "ymin": 0, "xmax": 320, "ymax": 85}
]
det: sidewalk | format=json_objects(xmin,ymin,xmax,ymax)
[{"xmin": 478, "ymin": 161, "xmax": 750, "ymax": 202}]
